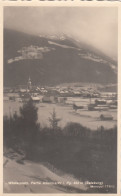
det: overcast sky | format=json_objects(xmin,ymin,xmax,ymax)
[{"xmin": 4, "ymin": 7, "xmax": 118, "ymax": 60}]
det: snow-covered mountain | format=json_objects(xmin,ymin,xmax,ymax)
[{"xmin": 4, "ymin": 29, "xmax": 117, "ymax": 86}]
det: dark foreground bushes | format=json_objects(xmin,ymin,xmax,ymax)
[{"xmin": 3, "ymin": 100, "xmax": 117, "ymax": 193}]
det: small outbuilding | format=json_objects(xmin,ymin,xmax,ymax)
[{"xmin": 100, "ymin": 114, "xmax": 113, "ymax": 121}]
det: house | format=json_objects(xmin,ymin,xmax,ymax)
[
  {"xmin": 73, "ymin": 103, "xmax": 84, "ymax": 110},
  {"xmin": 95, "ymin": 99, "xmax": 106, "ymax": 105},
  {"xmin": 58, "ymin": 97, "xmax": 67, "ymax": 104},
  {"xmin": 31, "ymin": 96, "xmax": 40, "ymax": 103},
  {"xmin": 42, "ymin": 96, "xmax": 52, "ymax": 103},
  {"xmin": 88, "ymin": 104, "xmax": 96, "ymax": 111},
  {"xmin": 100, "ymin": 114, "xmax": 113, "ymax": 121}
]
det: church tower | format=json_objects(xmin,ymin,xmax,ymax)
[{"xmin": 27, "ymin": 76, "xmax": 32, "ymax": 91}]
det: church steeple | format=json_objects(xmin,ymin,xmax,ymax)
[{"xmin": 27, "ymin": 76, "xmax": 32, "ymax": 91}]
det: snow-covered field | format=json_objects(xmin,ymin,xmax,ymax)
[{"xmin": 4, "ymin": 100, "xmax": 117, "ymax": 130}]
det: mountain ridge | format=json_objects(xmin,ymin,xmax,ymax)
[{"xmin": 4, "ymin": 29, "xmax": 117, "ymax": 87}]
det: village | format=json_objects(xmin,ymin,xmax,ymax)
[{"xmin": 4, "ymin": 77, "xmax": 117, "ymax": 129}]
